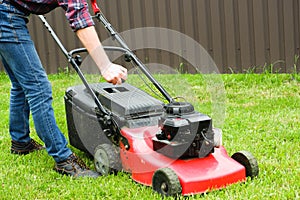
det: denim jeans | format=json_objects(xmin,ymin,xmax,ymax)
[{"xmin": 0, "ymin": 0, "xmax": 72, "ymax": 162}]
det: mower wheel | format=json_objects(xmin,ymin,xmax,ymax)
[
  {"xmin": 152, "ymin": 168, "xmax": 182, "ymax": 197},
  {"xmin": 231, "ymin": 150, "xmax": 259, "ymax": 179},
  {"xmin": 94, "ymin": 144, "xmax": 121, "ymax": 175}
]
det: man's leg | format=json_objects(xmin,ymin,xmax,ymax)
[
  {"xmin": 0, "ymin": 40, "xmax": 73, "ymax": 162},
  {"xmin": 0, "ymin": 2, "xmax": 99, "ymax": 177},
  {"xmin": 0, "ymin": 3, "xmax": 71, "ymax": 161},
  {"xmin": 0, "ymin": 57, "xmax": 44, "ymax": 155},
  {"xmin": 1, "ymin": 57, "xmax": 30, "ymax": 143}
]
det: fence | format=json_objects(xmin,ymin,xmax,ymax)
[{"xmin": 1, "ymin": 0, "xmax": 300, "ymax": 74}]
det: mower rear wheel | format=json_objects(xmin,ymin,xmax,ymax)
[
  {"xmin": 94, "ymin": 143, "xmax": 121, "ymax": 175},
  {"xmin": 231, "ymin": 150, "xmax": 259, "ymax": 179},
  {"xmin": 152, "ymin": 168, "xmax": 182, "ymax": 197}
]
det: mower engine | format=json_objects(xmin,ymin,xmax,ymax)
[{"xmin": 153, "ymin": 102, "xmax": 214, "ymax": 158}]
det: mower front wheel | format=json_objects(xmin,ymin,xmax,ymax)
[
  {"xmin": 231, "ymin": 150, "xmax": 259, "ymax": 179},
  {"xmin": 152, "ymin": 168, "xmax": 182, "ymax": 197},
  {"xmin": 94, "ymin": 143, "xmax": 121, "ymax": 175}
]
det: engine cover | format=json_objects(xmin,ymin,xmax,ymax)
[{"xmin": 153, "ymin": 102, "xmax": 214, "ymax": 158}]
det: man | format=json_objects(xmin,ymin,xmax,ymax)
[{"xmin": 0, "ymin": 0, "xmax": 127, "ymax": 178}]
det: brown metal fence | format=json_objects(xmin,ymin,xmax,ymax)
[{"xmin": 1, "ymin": 0, "xmax": 300, "ymax": 74}]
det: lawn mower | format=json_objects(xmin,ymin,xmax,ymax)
[{"xmin": 39, "ymin": 0, "xmax": 259, "ymax": 196}]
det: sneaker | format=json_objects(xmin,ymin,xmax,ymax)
[
  {"xmin": 54, "ymin": 153, "xmax": 100, "ymax": 178},
  {"xmin": 11, "ymin": 139, "xmax": 45, "ymax": 155}
]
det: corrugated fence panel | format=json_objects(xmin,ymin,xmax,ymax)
[
  {"xmin": 224, "ymin": 0, "xmax": 237, "ymax": 71},
  {"xmin": 284, "ymin": 0, "xmax": 297, "ymax": 72},
  {"xmin": 253, "ymin": 0, "xmax": 267, "ymax": 70},
  {"xmin": 1, "ymin": 0, "xmax": 300, "ymax": 73},
  {"xmin": 268, "ymin": 0, "xmax": 283, "ymax": 71}
]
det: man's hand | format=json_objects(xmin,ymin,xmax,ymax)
[
  {"xmin": 101, "ymin": 63, "xmax": 127, "ymax": 85},
  {"xmin": 76, "ymin": 26, "xmax": 127, "ymax": 85}
]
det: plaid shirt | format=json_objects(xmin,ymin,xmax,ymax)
[{"xmin": 10, "ymin": 0, "xmax": 94, "ymax": 31}]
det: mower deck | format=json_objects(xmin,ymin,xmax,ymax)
[{"xmin": 120, "ymin": 126, "xmax": 246, "ymax": 195}]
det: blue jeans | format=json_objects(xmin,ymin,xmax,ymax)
[{"xmin": 0, "ymin": 0, "xmax": 72, "ymax": 162}]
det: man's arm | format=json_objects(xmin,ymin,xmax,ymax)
[{"xmin": 76, "ymin": 26, "xmax": 127, "ymax": 85}]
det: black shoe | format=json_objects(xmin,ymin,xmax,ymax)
[
  {"xmin": 54, "ymin": 153, "xmax": 100, "ymax": 178},
  {"xmin": 11, "ymin": 139, "xmax": 45, "ymax": 155}
]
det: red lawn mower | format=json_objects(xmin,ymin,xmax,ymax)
[{"xmin": 39, "ymin": 0, "xmax": 258, "ymax": 196}]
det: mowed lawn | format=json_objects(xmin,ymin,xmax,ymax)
[{"xmin": 0, "ymin": 72, "xmax": 299, "ymax": 199}]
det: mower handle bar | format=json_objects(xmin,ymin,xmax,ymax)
[
  {"xmin": 69, "ymin": 46, "xmax": 130, "ymax": 57},
  {"xmin": 40, "ymin": 0, "xmax": 174, "ymax": 106},
  {"xmin": 38, "ymin": 15, "xmax": 109, "ymax": 116}
]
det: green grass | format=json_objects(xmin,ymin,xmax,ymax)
[{"xmin": 0, "ymin": 72, "xmax": 299, "ymax": 199}]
